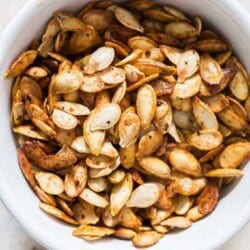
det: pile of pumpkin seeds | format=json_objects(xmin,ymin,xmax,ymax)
[{"xmin": 7, "ymin": 0, "xmax": 250, "ymax": 248}]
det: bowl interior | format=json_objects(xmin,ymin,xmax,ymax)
[{"xmin": 0, "ymin": 0, "xmax": 249, "ymax": 250}]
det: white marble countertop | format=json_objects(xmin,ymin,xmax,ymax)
[{"xmin": 0, "ymin": 1, "xmax": 249, "ymax": 249}]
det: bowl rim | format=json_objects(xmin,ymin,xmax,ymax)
[{"xmin": 0, "ymin": 0, "xmax": 250, "ymax": 249}]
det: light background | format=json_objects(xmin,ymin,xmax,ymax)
[{"xmin": 0, "ymin": 0, "xmax": 249, "ymax": 249}]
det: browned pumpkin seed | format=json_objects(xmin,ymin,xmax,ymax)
[
  {"xmin": 114, "ymin": 227, "xmax": 137, "ymax": 239},
  {"xmin": 132, "ymin": 231, "xmax": 163, "ymax": 248},
  {"xmin": 136, "ymin": 84, "xmax": 157, "ymax": 129},
  {"xmin": 219, "ymin": 142, "xmax": 250, "ymax": 169},
  {"xmin": 73, "ymin": 200, "xmax": 99, "ymax": 225},
  {"xmin": 73, "ymin": 225, "xmax": 114, "ymax": 237},
  {"xmin": 144, "ymin": 7, "xmax": 175, "ymax": 22},
  {"xmin": 205, "ymin": 168, "xmax": 244, "ymax": 178},
  {"xmin": 125, "ymin": 0, "xmax": 155, "ymax": 11},
  {"xmin": 65, "ymin": 162, "xmax": 87, "ymax": 198},
  {"xmin": 5, "ymin": 50, "xmax": 37, "ymax": 78},
  {"xmin": 161, "ymin": 216, "xmax": 192, "ymax": 228},
  {"xmin": 139, "ymin": 157, "xmax": 171, "ymax": 179},
  {"xmin": 164, "ymin": 22, "xmax": 198, "ymax": 39},
  {"xmin": 136, "ymin": 129, "xmax": 163, "ymax": 159},
  {"xmin": 186, "ymin": 130, "xmax": 223, "ymax": 151},
  {"xmin": 197, "ymin": 179, "xmax": 219, "ymax": 215},
  {"xmin": 192, "ymin": 97, "xmax": 218, "ymax": 130},
  {"xmin": 114, "ymin": 7, "xmax": 144, "ymax": 33},
  {"xmin": 17, "ymin": 148, "xmax": 36, "ymax": 188},
  {"xmin": 200, "ymin": 54, "xmax": 223, "ymax": 85},
  {"xmin": 169, "ymin": 149, "xmax": 202, "ymax": 177},
  {"xmin": 39, "ymin": 202, "xmax": 79, "ymax": 225}
]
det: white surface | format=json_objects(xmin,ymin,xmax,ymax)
[{"xmin": 0, "ymin": 0, "xmax": 249, "ymax": 250}]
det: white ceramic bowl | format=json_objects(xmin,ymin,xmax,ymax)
[{"xmin": 0, "ymin": 0, "xmax": 249, "ymax": 249}]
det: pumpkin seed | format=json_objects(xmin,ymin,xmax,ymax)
[
  {"xmin": 161, "ymin": 216, "xmax": 192, "ymax": 228},
  {"xmin": 6, "ymin": 50, "xmax": 37, "ymax": 78},
  {"xmin": 39, "ymin": 202, "xmax": 78, "ymax": 225},
  {"xmin": 127, "ymin": 183, "xmax": 160, "ymax": 208},
  {"xmin": 35, "ymin": 172, "xmax": 64, "ymax": 195},
  {"xmin": 164, "ymin": 22, "xmax": 198, "ymax": 39},
  {"xmin": 137, "ymin": 129, "xmax": 163, "ymax": 159},
  {"xmin": 200, "ymin": 54, "xmax": 223, "ymax": 85},
  {"xmin": 110, "ymin": 174, "xmax": 133, "ymax": 216},
  {"xmin": 73, "ymin": 200, "xmax": 99, "ymax": 225},
  {"xmin": 84, "ymin": 47, "xmax": 115, "ymax": 74},
  {"xmin": 187, "ymin": 130, "xmax": 223, "ymax": 151},
  {"xmin": 54, "ymin": 70, "xmax": 83, "ymax": 94},
  {"xmin": 174, "ymin": 73, "xmax": 201, "ymax": 98},
  {"xmin": 169, "ymin": 149, "xmax": 202, "ymax": 177},
  {"xmin": 52, "ymin": 109, "xmax": 78, "ymax": 130},
  {"xmin": 114, "ymin": 227, "xmax": 137, "ymax": 239},
  {"xmin": 17, "ymin": 148, "xmax": 36, "ymax": 188},
  {"xmin": 89, "ymin": 103, "xmax": 121, "ymax": 131},
  {"xmin": 98, "ymin": 66, "xmax": 125, "ymax": 85},
  {"xmin": 219, "ymin": 142, "xmax": 250, "ymax": 169},
  {"xmin": 79, "ymin": 188, "xmax": 109, "ymax": 208},
  {"xmin": 205, "ymin": 168, "xmax": 244, "ymax": 178},
  {"xmin": 114, "ymin": 7, "xmax": 144, "ymax": 33},
  {"xmin": 192, "ymin": 97, "xmax": 218, "ymax": 130},
  {"xmin": 177, "ymin": 50, "xmax": 200, "ymax": 82},
  {"xmin": 79, "ymin": 74, "xmax": 105, "ymax": 93},
  {"xmin": 144, "ymin": 8, "xmax": 175, "ymax": 22},
  {"xmin": 73, "ymin": 225, "xmax": 114, "ymax": 237},
  {"xmin": 83, "ymin": 112, "xmax": 105, "ymax": 156},
  {"xmin": 132, "ymin": 231, "xmax": 163, "ymax": 248},
  {"xmin": 139, "ymin": 157, "xmax": 171, "ymax": 179},
  {"xmin": 64, "ymin": 162, "xmax": 88, "ymax": 198},
  {"xmin": 136, "ymin": 84, "xmax": 157, "ymax": 129}
]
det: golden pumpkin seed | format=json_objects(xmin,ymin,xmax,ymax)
[
  {"xmin": 39, "ymin": 202, "xmax": 79, "ymax": 225},
  {"xmin": 174, "ymin": 73, "xmax": 201, "ymax": 98},
  {"xmin": 136, "ymin": 129, "xmax": 163, "ymax": 159},
  {"xmin": 169, "ymin": 149, "xmax": 202, "ymax": 177},
  {"xmin": 128, "ymin": 36, "xmax": 157, "ymax": 50},
  {"xmin": 187, "ymin": 130, "xmax": 223, "ymax": 151},
  {"xmin": 219, "ymin": 142, "xmax": 250, "ymax": 169},
  {"xmin": 139, "ymin": 157, "xmax": 171, "ymax": 179},
  {"xmin": 132, "ymin": 231, "xmax": 163, "ymax": 248},
  {"xmin": 5, "ymin": 50, "xmax": 37, "ymax": 78},
  {"xmin": 136, "ymin": 84, "xmax": 157, "ymax": 129},
  {"xmin": 161, "ymin": 216, "xmax": 192, "ymax": 228},
  {"xmin": 200, "ymin": 54, "xmax": 223, "ymax": 85},
  {"xmin": 114, "ymin": 227, "xmax": 137, "ymax": 239},
  {"xmin": 192, "ymin": 97, "xmax": 218, "ymax": 130},
  {"xmin": 205, "ymin": 168, "xmax": 244, "ymax": 177}
]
